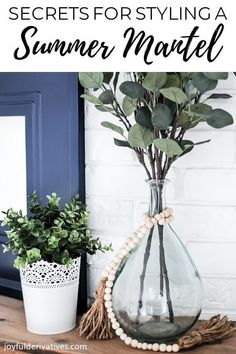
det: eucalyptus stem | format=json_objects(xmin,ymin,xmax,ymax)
[
  {"xmin": 158, "ymin": 183, "xmax": 175, "ymax": 323},
  {"xmin": 136, "ymin": 226, "xmax": 154, "ymax": 324},
  {"xmin": 137, "ymin": 149, "xmax": 152, "ymax": 180}
]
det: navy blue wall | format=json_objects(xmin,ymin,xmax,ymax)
[{"xmin": 0, "ymin": 73, "xmax": 86, "ymax": 312}]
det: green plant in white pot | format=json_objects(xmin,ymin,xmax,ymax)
[
  {"xmin": 2, "ymin": 192, "xmax": 111, "ymax": 335},
  {"xmin": 79, "ymin": 72, "xmax": 234, "ymax": 344}
]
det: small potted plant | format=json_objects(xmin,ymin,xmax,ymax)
[{"xmin": 2, "ymin": 192, "xmax": 111, "ymax": 335}]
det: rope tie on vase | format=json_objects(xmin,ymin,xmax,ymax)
[{"xmin": 78, "ymin": 208, "xmax": 236, "ymax": 351}]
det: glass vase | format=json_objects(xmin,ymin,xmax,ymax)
[{"xmin": 112, "ymin": 179, "xmax": 203, "ymax": 343}]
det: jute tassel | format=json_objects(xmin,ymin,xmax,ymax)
[
  {"xmin": 77, "ymin": 277, "xmax": 113, "ymax": 340},
  {"xmin": 179, "ymin": 314, "xmax": 236, "ymax": 350}
]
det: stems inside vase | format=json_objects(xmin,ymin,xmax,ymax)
[
  {"xmin": 136, "ymin": 180, "xmax": 175, "ymax": 324},
  {"xmin": 136, "ymin": 226, "xmax": 154, "ymax": 324},
  {"xmin": 158, "ymin": 182, "xmax": 175, "ymax": 323}
]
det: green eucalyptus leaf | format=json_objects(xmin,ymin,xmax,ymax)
[
  {"xmin": 135, "ymin": 106, "xmax": 153, "ymax": 129},
  {"xmin": 95, "ymin": 105, "xmax": 114, "ymax": 112},
  {"xmin": 190, "ymin": 103, "xmax": 212, "ymax": 116},
  {"xmin": 81, "ymin": 94, "xmax": 102, "ymax": 105},
  {"xmin": 120, "ymin": 81, "xmax": 145, "ymax": 98},
  {"xmin": 153, "ymin": 138, "xmax": 182, "ymax": 157},
  {"xmin": 159, "ymin": 87, "xmax": 188, "ymax": 104},
  {"xmin": 163, "ymin": 74, "xmax": 181, "ymax": 88},
  {"xmin": 114, "ymin": 138, "xmax": 131, "ymax": 148},
  {"xmin": 98, "ymin": 90, "xmax": 114, "ymax": 104},
  {"xmin": 122, "ymin": 96, "xmax": 137, "ymax": 116},
  {"xmin": 165, "ymin": 99, "xmax": 177, "ymax": 115},
  {"xmin": 207, "ymin": 93, "xmax": 232, "ymax": 99},
  {"xmin": 142, "ymin": 72, "xmax": 167, "ymax": 91},
  {"xmin": 79, "ymin": 72, "xmax": 103, "ymax": 89},
  {"xmin": 203, "ymin": 72, "xmax": 228, "ymax": 80},
  {"xmin": 180, "ymin": 72, "xmax": 192, "ymax": 79},
  {"xmin": 101, "ymin": 121, "xmax": 124, "ymax": 135},
  {"xmin": 152, "ymin": 104, "xmax": 172, "ymax": 130},
  {"xmin": 103, "ymin": 72, "xmax": 113, "ymax": 84},
  {"xmin": 180, "ymin": 139, "xmax": 211, "ymax": 157},
  {"xmin": 179, "ymin": 111, "xmax": 203, "ymax": 129},
  {"xmin": 192, "ymin": 73, "xmax": 217, "ymax": 93},
  {"xmin": 206, "ymin": 109, "xmax": 233, "ymax": 129},
  {"xmin": 179, "ymin": 140, "xmax": 194, "ymax": 156},
  {"xmin": 128, "ymin": 124, "xmax": 153, "ymax": 148}
]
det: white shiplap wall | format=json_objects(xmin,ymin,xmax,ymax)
[{"xmin": 85, "ymin": 73, "xmax": 236, "ymax": 320}]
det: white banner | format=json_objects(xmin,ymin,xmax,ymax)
[{"xmin": 0, "ymin": 0, "xmax": 235, "ymax": 71}]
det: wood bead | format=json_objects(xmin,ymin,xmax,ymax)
[
  {"xmin": 147, "ymin": 343, "xmax": 153, "ymax": 350},
  {"xmin": 142, "ymin": 343, "xmax": 148, "ymax": 350},
  {"xmin": 124, "ymin": 337, "xmax": 132, "ymax": 345},
  {"xmin": 108, "ymin": 312, "xmax": 115, "ymax": 319},
  {"xmin": 128, "ymin": 241, "xmax": 135, "ymax": 249},
  {"xmin": 168, "ymin": 207, "xmax": 173, "ymax": 215},
  {"xmin": 120, "ymin": 333, "xmax": 127, "ymax": 341},
  {"xmin": 108, "ymin": 274, "xmax": 115, "ymax": 281},
  {"xmin": 151, "ymin": 217, "xmax": 157, "ymax": 224},
  {"xmin": 163, "ymin": 210, "xmax": 170, "ymax": 217},
  {"xmin": 104, "ymin": 293, "xmax": 112, "ymax": 301},
  {"xmin": 125, "ymin": 245, "xmax": 131, "ymax": 251},
  {"xmin": 145, "ymin": 221, "xmax": 153, "ymax": 228},
  {"xmin": 155, "ymin": 214, "xmax": 161, "ymax": 221},
  {"xmin": 137, "ymin": 232, "xmax": 144, "ymax": 239},
  {"xmin": 159, "ymin": 218, "xmax": 165, "ymax": 225},
  {"xmin": 140, "ymin": 226, "xmax": 148, "ymax": 233},
  {"xmin": 172, "ymin": 344, "xmax": 179, "ymax": 352},
  {"xmin": 105, "ymin": 287, "xmax": 111, "ymax": 294},
  {"xmin": 131, "ymin": 339, "xmax": 139, "ymax": 348},
  {"xmin": 113, "ymin": 256, "xmax": 120, "ymax": 264},
  {"xmin": 120, "ymin": 248, "xmax": 128, "ymax": 256},
  {"xmin": 130, "ymin": 233, "xmax": 137, "ymax": 238},
  {"xmin": 112, "ymin": 322, "xmax": 120, "ymax": 330},
  {"xmin": 132, "ymin": 236, "xmax": 140, "ymax": 244},
  {"xmin": 109, "ymin": 261, "xmax": 117, "ymax": 268},
  {"xmin": 116, "ymin": 328, "xmax": 123, "ymax": 336},
  {"xmin": 105, "ymin": 280, "xmax": 113, "ymax": 288},
  {"xmin": 160, "ymin": 343, "xmax": 167, "ymax": 352},
  {"xmin": 109, "ymin": 268, "xmax": 116, "ymax": 274},
  {"xmin": 152, "ymin": 343, "xmax": 159, "ymax": 352},
  {"xmin": 167, "ymin": 345, "xmax": 172, "ymax": 352},
  {"xmin": 104, "ymin": 300, "xmax": 112, "ymax": 308}
]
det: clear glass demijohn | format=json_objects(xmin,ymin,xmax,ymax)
[{"xmin": 112, "ymin": 179, "xmax": 203, "ymax": 343}]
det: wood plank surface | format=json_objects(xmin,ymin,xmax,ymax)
[{"xmin": 0, "ymin": 295, "xmax": 235, "ymax": 354}]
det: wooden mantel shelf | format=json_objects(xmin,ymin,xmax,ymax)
[{"xmin": 0, "ymin": 296, "xmax": 235, "ymax": 354}]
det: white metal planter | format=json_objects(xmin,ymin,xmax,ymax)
[{"xmin": 20, "ymin": 258, "xmax": 80, "ymax": 335}]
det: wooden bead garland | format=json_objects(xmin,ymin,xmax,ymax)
[{"xmin": 103, "ymin": 208, "xmax": 180, "ymax": 352}]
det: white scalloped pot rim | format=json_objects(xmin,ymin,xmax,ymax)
[{"xmin": 20, "ymin": 257, "xmax": 81, "ymax": 287}]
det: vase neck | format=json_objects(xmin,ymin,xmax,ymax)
[{"xmin": 146, "ymin": 179, "xmax": 169, "ymax": 217}]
